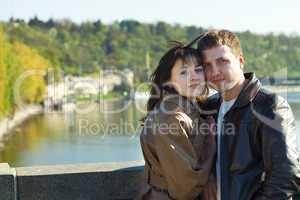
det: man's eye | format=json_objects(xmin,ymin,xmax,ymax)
[{"xmin": 220, "ymin": 59, "xmax": 229, "ymax": 63}]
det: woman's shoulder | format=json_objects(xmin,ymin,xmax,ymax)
[
  {"xmin": 153, "ymin": 95, "xmax": 193, "ymax": 121},
  {"xmin": 142, "ymin": 108, "xmax": 193, "ymax": 139},
  {"xmin": 145, "ymin": 107, "xmax": 187, "ymax": 125}
]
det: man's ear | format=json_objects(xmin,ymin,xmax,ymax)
[{"xmin": 239, "ymin": 54, "xmax": 245, "ymax": 69}]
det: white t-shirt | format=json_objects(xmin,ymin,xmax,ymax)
[{"xmin": 217, "ymin": 98, "xmax": 236, "ymax": 200}]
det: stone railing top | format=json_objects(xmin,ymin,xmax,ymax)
[
  {"xmin": 0, "ymin": 163, "xmax": 14, "ymax": 175},
  {"xmin": 16, "ymin": 160, "xmax": 145, "ymax": 176}
]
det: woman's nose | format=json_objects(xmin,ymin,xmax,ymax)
[{"xmin": 190, "ymin": 70, "xmax": 200, "ymax": 80}]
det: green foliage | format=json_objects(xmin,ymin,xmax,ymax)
[
  {"xmin": 1, "ymin": 18, "xmax": 300, "ymax": 118},
  {"xmin": 5, "ymin": 18, "xmax": 300, "ymax": 79}
]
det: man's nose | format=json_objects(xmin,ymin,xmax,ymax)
[{"xmin": 210, "ymin": 64, "xmax": 220, "ymax": 76}]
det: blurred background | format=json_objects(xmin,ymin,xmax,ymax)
[{"xmin": 0, "ymin": 0, "xmax": 299, "ymax": 167}]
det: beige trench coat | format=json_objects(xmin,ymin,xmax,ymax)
[{"xmin": 136, "ymin": 93, "xmax": 216, "ymax": 200}]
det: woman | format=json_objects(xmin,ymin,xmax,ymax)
[{"xmin": 136, "ymin": 42, "xmax": 216, "ymax": 200}]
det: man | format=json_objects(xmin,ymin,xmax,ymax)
[{"xmin": 196, "ymin": 30, "xmax": 300, "ymax": 200}]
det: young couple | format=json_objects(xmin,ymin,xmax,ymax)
[{"xmin": 136, "ymin": 30, "xmax": 300, "ymax": 200}]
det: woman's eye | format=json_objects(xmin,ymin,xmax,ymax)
[
  {"xmin": 180, "ymin": 71, "xmax": 187, "ymax": 75},
  {"xmin": 195, "ymin": 68, "xmax": 203, "ymax": 73}
]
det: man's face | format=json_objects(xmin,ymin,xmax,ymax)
[{"xmin": 202, "ymin": 45, "xmax": 245, "ymax": 92}]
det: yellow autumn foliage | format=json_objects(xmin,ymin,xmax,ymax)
[
  {"xmin": 0, "ymin": 25, "xmax": 50, "ymax": 118},
  {"xmin": 0, "ymin": 26, "xmax": 9, "ymax": 117},
  {"xmin": 12, "ymin": 42, "xmax": 50, "ymax": 104}
]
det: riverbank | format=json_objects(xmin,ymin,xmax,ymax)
[
  {"xmin": 264, "ymin": 85, "xmax": 300, "ymax": 93},
  {"xmin": 0, "ymin": 105, "xmax": 43, "ymax": 141}
]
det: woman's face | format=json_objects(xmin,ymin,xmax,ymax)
[{"xmin": 170, "ymin": 58, "xmax": 206, "ymax": 98}]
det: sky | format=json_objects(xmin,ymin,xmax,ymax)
[{"xmin": 0, "ymin": 0, "xmax": 299, "ymax": 35}]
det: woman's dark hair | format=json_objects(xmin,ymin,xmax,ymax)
[{"xmin": 146, "ymin": 41, "xmax": 208, "ymax": 112}]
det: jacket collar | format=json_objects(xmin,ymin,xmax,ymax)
[
  {"xmin": 232, "ymin": 72, "xmax": 261, "ymax": 109},
  {"xmin": 188, "ymin": 72, "xmax": 261, "ymax": 117}
]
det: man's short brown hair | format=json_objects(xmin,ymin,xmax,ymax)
[{"xmin": 197, "ymin": 30, "xmax": 243, "ymax": 57}]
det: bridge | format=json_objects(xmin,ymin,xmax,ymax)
[{"xmin": 1, "ymin": 161, "xmax": 299, "ymax": 200}]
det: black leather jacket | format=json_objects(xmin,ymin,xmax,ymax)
[{"xmin": 202, "ymin": 72, "xmax": 300, "ymax": 200}]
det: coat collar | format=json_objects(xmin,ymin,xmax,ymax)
[{"xmin": 231, "ymin": 72, "xmax": 261, "ymax": 109}]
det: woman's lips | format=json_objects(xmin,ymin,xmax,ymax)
[{"xmin": 189, "ymin": 83, "xmax": 200, "ymax": 89}]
